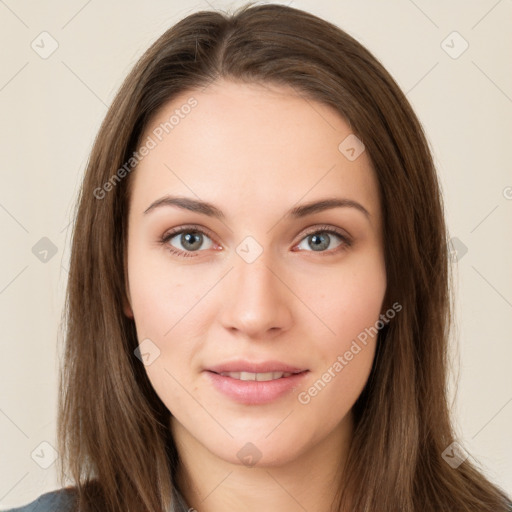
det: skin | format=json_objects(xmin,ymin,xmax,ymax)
[{"xmin": 123, "ymin": 78, "xmax": 387, "ymax": 512}]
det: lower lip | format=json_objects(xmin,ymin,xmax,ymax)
[{"xmin": 204, "ymin": 370, "xmax": 309, "ymax": 405}]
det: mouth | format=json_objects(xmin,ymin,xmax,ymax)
[
  {"xmin": 204, "ymin": 363, "xmax": 310, "ymax": 405},
  {"xmin": 205, "ymin": 360, "xmax": 308, "ymax": 375},
  {"xmin": 210, "ymin": 370, "xmax": 305, "ymax": 381}
]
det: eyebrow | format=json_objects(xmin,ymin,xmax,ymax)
[{"xmin": 143, "ymin": 195, "xmax": 370, "ymax": 220}]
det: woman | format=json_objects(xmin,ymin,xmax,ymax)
[{"xmin": 5, "ymin": 3, "xmax": 511, "ymax": 512}]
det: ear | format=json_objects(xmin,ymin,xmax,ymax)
[
  {"xmin": 122, "ymin": 254, "xmax": 134, "ymax": 319},
  {"xmin": 123, "ymin": 293, "xmax": 134, "ymax": 319}
]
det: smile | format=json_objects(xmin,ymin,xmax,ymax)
[{"xmin": 218, "ymin": 371, "xmax": 294, "ymax": 381}]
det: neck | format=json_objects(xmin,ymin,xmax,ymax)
[{"xmin": 171, "ymin": 412, "xmax": 354, "ymax": 512}]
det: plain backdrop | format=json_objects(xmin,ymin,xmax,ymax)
[{"xmin": 0, "ymin": 0, "xmax": 511, "ymax": 508}]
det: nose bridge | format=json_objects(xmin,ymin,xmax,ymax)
[{"xmin": 218, "ymin": 245, "xmax": 292, "ymax": 337}]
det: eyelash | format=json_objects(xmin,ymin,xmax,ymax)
[{"xmin": 159, "ymin": 224, "xmax": 352, "ymax": 259}]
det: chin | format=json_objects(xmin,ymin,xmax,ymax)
[{"xmin": 215, "ymin": 442, "xmax": 302, "ymax": 469}]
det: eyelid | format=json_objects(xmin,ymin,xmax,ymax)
[
  {"xmin": 162, "ymin": 223, "xmax": 217, "ymax": 241},
  {"xmin": 298, "ymin": 224, "xmax": 352, "ymax": 243}
]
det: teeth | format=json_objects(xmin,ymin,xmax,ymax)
[{"xmin": 219, "ymin": 371, "xmax": 293, "ymax": 381}]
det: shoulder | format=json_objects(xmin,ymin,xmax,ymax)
[{"xmin": 1, "ymin": 487, "xmax": 77, "ymax": 512}]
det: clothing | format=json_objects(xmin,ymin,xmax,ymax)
[
  {"xmin": 0, "ymin": 488, "xmax": 76, "ymax": 512},
  {"xmin": 0, "ymin": 485, "xmax": 191, "ymax": 512},
  {"xmin": 4, "ymin": 487, "xmax": 510, "ymax": 512}
]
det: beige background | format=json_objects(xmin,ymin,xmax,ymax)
[{"xmin": 1, "ymin": 0, "xmax": 511, "ymax": 507}]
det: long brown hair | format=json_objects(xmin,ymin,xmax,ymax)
[{"xmin": 57, "ymin": 3, "xmax": 511, "ymax": 511}]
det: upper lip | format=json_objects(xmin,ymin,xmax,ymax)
[{"xmin": 205, "ymin": 360, "xmax": 308, "ymax": 374}]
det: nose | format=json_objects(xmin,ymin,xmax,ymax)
[{"xmin": 218, "ymin": 252, "xmax": 293, "ymax": 339}]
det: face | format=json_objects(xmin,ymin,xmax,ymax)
[{"xmin": 123, "ymin": 78, "xmax": 386, "ymax": 468}]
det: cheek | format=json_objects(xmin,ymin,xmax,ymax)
[
  {"xmin": 128, "ymin": 262, "xmax": 204, "ymax": 413},
  {"xmin": 304, "ymin": 253, "xmax": 387, "ymax": 348},
  {"xmin": 296, "ymin": 268, "xmax": 385, "ymax": 419},
  {"xmin": 126, "ymin": 249, "xmax": 210, "ymax": 395},
  {"xmin": 296, "ymin": 340, "xmax": 376, "ymax": 436},
  {"xmin": 298, "ymin": 252, "xmax": 386, "ymax": 406},
  {"xmin": 127, "ymin": 246, "xmax": 204, "ymax": 336}
]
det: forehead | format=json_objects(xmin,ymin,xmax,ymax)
[{"xmin": 128, "ymin": 79, "xmax": 380, "ymax": 222}]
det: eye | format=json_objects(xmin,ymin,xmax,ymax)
[
  {"xmin": 294, "ymin": 225, "xmax": 352, "ymax": 254},
  {"xmin": 160, "ymin": 226, "xmax": 216, "ymax": 258},
  {"xmin": 160, "ymin": 224, "xmax": 352, "ymax": 258}
]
